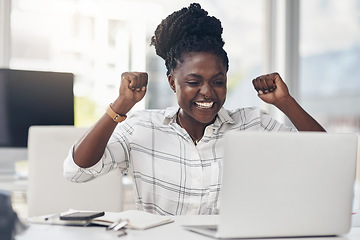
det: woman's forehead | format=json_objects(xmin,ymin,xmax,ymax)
[{"xmin": 175, "ymin": 52, "xmax": 227, "ymax": 73}]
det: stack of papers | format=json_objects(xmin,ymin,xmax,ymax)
[{"xmin": 28, "ymin": 209, "xmax": 174, "ymax": 229}]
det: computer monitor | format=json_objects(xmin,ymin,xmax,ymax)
[{"xmin": 0, "ymin": 68, "xmax": 74, "ymax": 148}]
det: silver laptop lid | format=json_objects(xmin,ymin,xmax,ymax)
[{"xmin": 218, "ymin": 132, "xmax": 357, "ymax": 238}]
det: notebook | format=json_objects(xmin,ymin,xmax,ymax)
[
  {"xmin": 28, "ymin": 209, "xmax": 173, "ymax": 229},
  {"xmin": 184, "ymin": 132, "xmax": 358, "ymax": 238}
]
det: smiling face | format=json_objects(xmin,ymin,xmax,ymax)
[{"xmin": 168, "ymin": 51, "xmax": 227, "ymax": 125}]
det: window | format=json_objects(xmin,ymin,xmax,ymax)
[
  {"xmin": 300, "ymin": 0, "xmax": 360, "ymax": 133},
  {"xmin": 9, "ymin": 0, "xmax": 265, "ymax": 126}
]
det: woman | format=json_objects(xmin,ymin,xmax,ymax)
[{"xmin": 64, "ymin": 3, "xmax": 325, "ymax": 216}]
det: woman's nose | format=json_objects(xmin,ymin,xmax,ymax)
[{"xmin": 199, "ymin": 83, "xmax": 212, "ymax": 97}]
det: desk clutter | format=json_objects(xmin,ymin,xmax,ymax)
[{"xmin": 28, "ymin": 209, "xmax": 174, "ymax": 230}]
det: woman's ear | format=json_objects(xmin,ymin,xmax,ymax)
[{"xmin": 168, "ymin": 74, "xmax": 176, "ymax": 93}]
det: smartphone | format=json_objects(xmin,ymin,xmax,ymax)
[{"xmin": 59, "ymin": 211, "xmax": 105, "ymax": 221}]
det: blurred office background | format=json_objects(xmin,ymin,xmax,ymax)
[
  {"xmin": 2, "ymin": 0, "xmax": 360, "ymax": 131},
  {"xmin": 1, "ymin": 0, "xmax": 360, "ymax": 216}
]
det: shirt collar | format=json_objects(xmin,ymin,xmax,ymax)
[
  {"xmin": 164, "ymin": 106, "xmax": 179, "ymax": 125},
  {"xmin": 214, "ymin": 107, "xmax": 235, "ymax": 126},
  {"xmin": 163, "ymin": 106, "xmax": 235, "ymax": 126}
]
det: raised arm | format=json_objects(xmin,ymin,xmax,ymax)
[
  {"xmin": 252, "ymin": 73, "xmax": 326, "ymax": 132},
  {"xmin": 73, "ymin": 72, "xmax": 148, "ymax": 168}
]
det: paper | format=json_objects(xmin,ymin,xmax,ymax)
[
  {"xmin": 28, "ymin": 209, "xmax": 91, "ymax": 226},
  {"xmin": 92, "ymin": 210, "xmax": 174, "ymax": 230}
]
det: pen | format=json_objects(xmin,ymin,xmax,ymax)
[
  {"xmin": 117, "ymin": 230, "xmax": 127, "ymax": 237},
  {"xmin": 44, "ymin": 213, "xmax": 60, "ymax": 221},
  {"xmin": 106, "ymin": 219, "xmax": 128, "ymax": 231},
  {"xmin": 113, "ymin": 220, "xmax": 128, "ymax": 231},
  {"xmin": 107, "ymin": 219, "xmax": 123, "ymax": 230}
]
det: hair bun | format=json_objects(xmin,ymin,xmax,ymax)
[{"xmin": 151, "ymin": 3, "xmax": 224, "ymax": 60}]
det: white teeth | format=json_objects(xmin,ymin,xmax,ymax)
[{"xmin": 195, "ymin": 102, "xmax": 214, "ymax": 109}]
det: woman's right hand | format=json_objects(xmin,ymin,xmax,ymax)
[
  {"xmin": 115, "ymin": 72, "xmax": 148, "ymax": 114},
  {"xmin": 73, "ymin": 72, "xmax": 148, "ymax": 168}
]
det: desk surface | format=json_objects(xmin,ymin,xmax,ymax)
[{"xmin": 17, "ymin": 215, "xmax": 360, "ymax": 240}]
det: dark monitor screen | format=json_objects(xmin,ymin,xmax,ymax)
[{"xmin": 0, "ymin": 69, "xmax": 74, "ymax": 147}]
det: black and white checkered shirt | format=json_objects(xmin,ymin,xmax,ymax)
[{"xmin": 64, "ymin": 106, "xmax": 296, "ymax": 215}]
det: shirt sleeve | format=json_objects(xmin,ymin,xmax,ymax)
[
  {"xmin": 63, "ymin": 142, "xmax": 130, "ymax": 183},
  {"xmin": 63, "ymin": 118, "xmax": 134, "ymax": 183},
  {"xmin": 258, "ymin": 108, "xmax": 298, "ymax": 132}
]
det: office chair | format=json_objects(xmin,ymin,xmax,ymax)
[{"xmin": 27, "ymin": 126, "xmax": 123, "ymax": 217}]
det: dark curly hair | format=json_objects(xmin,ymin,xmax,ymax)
[{"xmin": 150, "ymin": 3, "xmax": 229, "ymax": 76}]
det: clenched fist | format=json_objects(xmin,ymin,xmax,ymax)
[
  {"xmin": 111, "ymin": 72, "xmax": 148, "ymax": 115},
  {"xmin": 252, "ymin": 72, "xmax": 291, "ymax": 107},
  {"xmin": 119, "ymin": 71, "xmax": 148, "ymax": 104}
]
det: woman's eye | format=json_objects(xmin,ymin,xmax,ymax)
[
  {"xmin": 214, "ymin": 80, "xmax": 225, "ymax": 85},
  {"xmin": 187, "ymin": 81, "xmax": 199, "ymax": 85}
]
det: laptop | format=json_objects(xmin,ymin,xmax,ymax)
[{"xmin": 184, "ymin": 132, "xmax": 358, "ymax": 238}]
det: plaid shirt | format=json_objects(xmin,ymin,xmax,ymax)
[{"xmin": 64, "ymin": 106, "xmax": 296, "ymax": 215}]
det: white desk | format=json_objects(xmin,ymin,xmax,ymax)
[{"xmin": 16, "ymin": 215, "xmax": 360, "ymax": 240}]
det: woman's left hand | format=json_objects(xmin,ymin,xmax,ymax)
[
  {"xmin": 252, "ymin": 72, "xmax": 326, "ymax": 132},
  {"xmin": 252, "ymin": 72, "xmax": 291, "ymax": 107}
]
